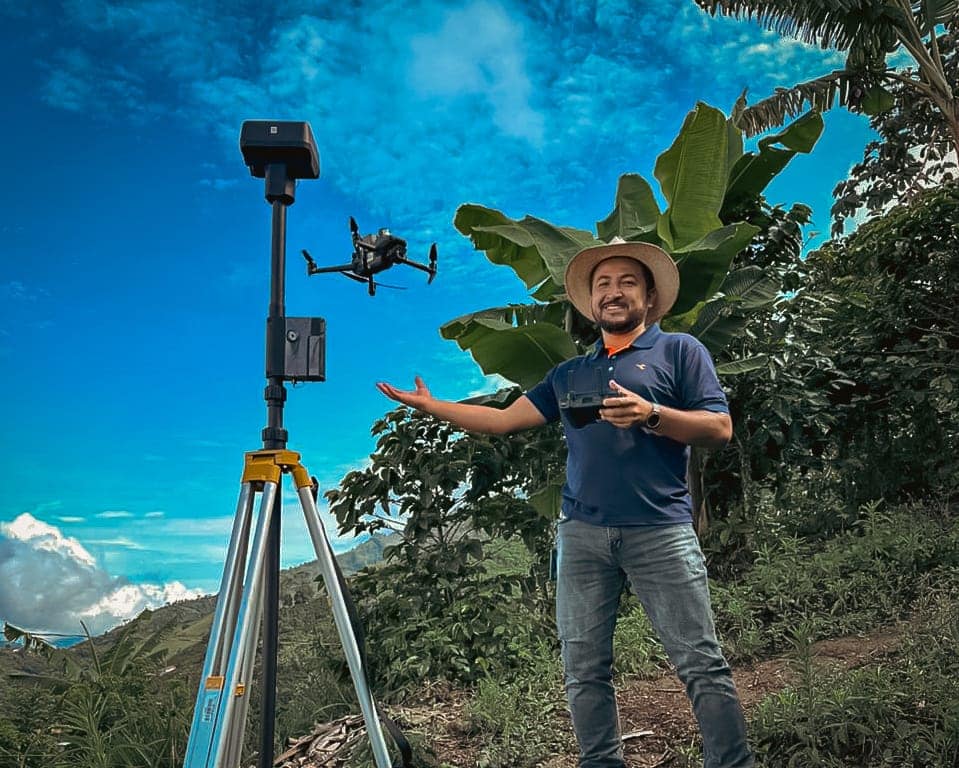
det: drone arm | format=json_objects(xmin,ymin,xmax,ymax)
[
  {"xmin": 392, "ymin": 255, "xmax": 431, "ymax": 274},
  {"xmin": 307, "ymin": 262, "xmax": 359, "ymax": 276}
]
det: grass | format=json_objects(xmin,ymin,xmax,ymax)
[{"xmin": 749, "ymin": 587, "xmax": 959, "ymax": 766}]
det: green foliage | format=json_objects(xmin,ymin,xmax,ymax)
[
  {"xmin": 699, "ymin": 182, "xmax": 959, "ymax": 552},
  {"xmin": 612, "ymin": 601, "xmax": 668, "ymax": 679},
  {"xmin": 0, "ymin": 679, "xmax": 60, "ymax": 768},
  {"xmin": 465, "ymin": 648, "xmax": 572, "ymax": 768},
  {"xmin": 710, "ymin": 502, "xmax": 959, "ymax": 658},
  {"xmin": 807, "ymin": 183, "xmax": 959, "ymax": 505},
  {"xmin": 832, "ymin": 30, "xmax": 958, "ymax": 235},
  {"xmin": 750, "ymin": 587, "xmax": 959, "ymax": 766},
  {"xmin": 694, "ymin": 1, "xmax": 959, "ymax": 156},
  {"xmin": 653, "ymin": 102, "xmax": 729, "ymax": 249},
  {"xmin": 446, "ymin": 102, "xmax": 820, "ymax": 401},
  {"xmin": 327, "ymin": 407, "xmax": 563, "ymax": 689},
  {"xmin": 0, "ymin": 628, "xmax": 194, "ymax": 768}
]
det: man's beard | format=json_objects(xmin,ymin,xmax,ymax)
[{"xmin": 596, "ymin": 307, "xmax": 646, "ymax": 334}]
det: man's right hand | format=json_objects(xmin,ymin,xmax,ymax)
[
  {"xmin": 376, "ymin": 375, "xmax": 434, "ymax": 411},
  {"xmin": 375, "ymin": 376, "xmax": 547, "ymax": 435}
]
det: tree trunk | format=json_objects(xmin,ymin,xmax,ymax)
[
  {"xmin": 948, "ymin": 104, "xmax": 959, "ymax": 160},
  {"xmin": 689, "ymin": 447, "xmax": 709, "ymax": 536}
]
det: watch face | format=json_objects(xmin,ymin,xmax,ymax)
[{"xmin": 646, "ymin": 405, "xmax": 661, "ymax": 429}]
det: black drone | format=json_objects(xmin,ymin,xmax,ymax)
[{"xmin": 302, "ymin": 217, "xmax": 437, "ymax": 296}]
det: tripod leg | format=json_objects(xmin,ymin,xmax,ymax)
[
  {"xmin": 221, "ymin": 575, "xmax": 266, "ymax": 768},
  {"xmin": 184, "ymin": 483, "xmax": 256, "ymax": 767},
  {"xmin": 295, "ymin": 482, "xmax": 393, "ymax": 768},
  {"xmin": 206, "ymin": 480, "xmax": 280, "ymax": 768},
  {"xmin": 258, "ymin": 490, "xmax": 282, "ymax": 768}
]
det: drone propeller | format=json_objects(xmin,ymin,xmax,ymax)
[{"xmin": 427, "ymin": 243, "xmax": 438, "ymax": 284}]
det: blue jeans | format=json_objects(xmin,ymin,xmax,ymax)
[{"xmin": 556, "ymin": 519, "xmax": 753, "ymax": 768}]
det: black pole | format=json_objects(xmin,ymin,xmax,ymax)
[
  {"xmin": 262, "ymin": 168, "xmax": 293, "ymax": 451},
  {"xmin": 259, "ymin": 163, "xmax": 295, "ymax": 768}
]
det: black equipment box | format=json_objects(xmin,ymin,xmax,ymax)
[
  {"xmin": 240, "ymin": 121, "xmax": 320, "ymax": 180},
  {"xmin": 266, "ymin": 316, "xmax": 326, "ymax": 382}
]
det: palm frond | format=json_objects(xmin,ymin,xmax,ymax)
[
  {"xmin": 920, "ymin": 0, "xmax": 959, "ymax": 34},
  {"xmin": 694, "ymin": 1, "xmax": 906, "ymax": 50},
  {"xmin": 3, "ymin": 621, "xmax": 55, "ymax": 654},
  {"xmin": 736, "ymin": 70, "xmax": 869, "ymax": 135}
]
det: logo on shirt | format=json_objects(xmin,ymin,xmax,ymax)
[{"xmin": 636, "ymin": 363, "xmax": 647, "ymax": 371}]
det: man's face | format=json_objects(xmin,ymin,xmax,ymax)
[{"xmin": 589, "ymin": 257, "xmax": 655, "ymax": 334}]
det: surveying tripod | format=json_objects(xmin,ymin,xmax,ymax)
[{"xmin": 183, "ymin": 122, "xmax": 408, "ymax": 768}]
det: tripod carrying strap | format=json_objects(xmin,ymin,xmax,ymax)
[{"xmin": 312, "ymin": 478, "xmax": 413, "ymax": 768}]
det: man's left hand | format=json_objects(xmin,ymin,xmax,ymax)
[{"xmin": 599, "ymin": 379, "xmax": 654, "ymax": 429}]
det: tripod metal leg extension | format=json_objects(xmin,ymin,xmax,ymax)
[{"xmin": 184, "ymin": 449, "xmax": 393, "ymax": 768}]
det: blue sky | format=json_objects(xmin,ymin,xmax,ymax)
[{"xmin": 0, "ymin": 0, "xmax": 877, "ymax": 636}]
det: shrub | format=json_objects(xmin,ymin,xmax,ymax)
[
  {"xmin": 711, "ymin": 501, "xmax": 959, "ymax": 659},
  {"xmin": 749, "ymin": 588, "xmax": 959, "ymax": 766},
  {"xmin": 465, "ymin": 647, "xmax": 572, "ymax": 768}
]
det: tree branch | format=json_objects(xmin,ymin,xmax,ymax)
[
  {"xmin": 883, "ymin": 68, "xmax": 938, "ymax": 98},
  {"xmin": 892, "ymin": 0, "xmax": 954, "ymax": 95}
]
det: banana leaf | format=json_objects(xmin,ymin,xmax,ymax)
[
  {"xmin": 440, "ymin": 310, "xmax": 577, "ymax": 389},
  {"xmin": 722, "ymin": 110, "xmax": 824, "ymax": 216},
  {"xmin": 670, "ymin": 222, "xmax": 759, "ymax": 314},
  {"xmin": 454, "ymin": 204, "xmax": 598, "ymax": 289},
  {"xmin": 596, "ymin": 173, "xmax": 661, "ymax": 241},
  {"xmin": 654, "ymin": 103, "xmax": 729, "ymax": 250}
]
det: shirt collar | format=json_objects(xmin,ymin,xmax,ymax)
[{"xmin": 588, "ymin": 323, "xmax": 662, "ymax": 359}]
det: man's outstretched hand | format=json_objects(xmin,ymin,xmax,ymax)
[{"xmin": 376, "ymin": 375, "xmax": 434, "ymax": 411}]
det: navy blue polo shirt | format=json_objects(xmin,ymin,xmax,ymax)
[{"xmin": 525, "ymin": 323, "xmax": 728, "ymax": 526}]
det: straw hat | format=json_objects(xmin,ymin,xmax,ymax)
[{"xmin": 564, "ymin": 237, "xmax": 679, "ymax": 324}]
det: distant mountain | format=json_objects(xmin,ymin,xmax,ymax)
[{"xmin": 0, "ymin": 531, "xmax": 395, "ymax": 679}]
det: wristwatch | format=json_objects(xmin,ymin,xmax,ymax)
[{"xmin": 645, "ymin": 402, "xmax": 662, "ymax": 431}]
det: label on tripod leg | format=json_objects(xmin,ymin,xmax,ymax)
[
  {"xmin": 201, "ymin": 676, "xmax": 224, "ymax": 722},
  {"xmin": 184, "ymin": 679, "xmax": 224, "ymax": 766}
]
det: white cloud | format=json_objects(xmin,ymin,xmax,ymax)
[
  {"xmin": 2, "ymin": 513, "xmax": 97, "ymax": 567},
  {"xmin": 24, "ymin": 0, "xmax": 867, "ymax": 258},
  {"xmin": 86, "ymin": 537, "xmax": 145, "ymax": 550},
  {"xmin": 0, "ymin": 280, "xmax": 49, "ymax": 302},
  {"xmin": 0, "ymin": 513, "xmax": 203, "ymax": 636},
  {"xmin": 408, "ymin": 0, "xmax": 545, "ymax": 144},
  {"xmin": 96, "ymin": 510, "xmax": 133, "ymax": 519}
]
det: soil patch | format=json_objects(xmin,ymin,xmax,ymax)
[{"xmin": 279, "ymin": 628, "xmax": 902, "ymax": 767}]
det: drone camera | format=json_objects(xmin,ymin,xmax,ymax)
[{"xmin": 240, "ymin": 121, "xmax": 320, "ymax": 180}]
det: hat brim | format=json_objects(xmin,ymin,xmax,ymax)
[{"xmin": 564, "ymin": 241, "xmax": 679, "ymax": 325}]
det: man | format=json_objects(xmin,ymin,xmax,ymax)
[{"xmin": 377, "ymin": 238, "xmax": 753, "ymax": 768}]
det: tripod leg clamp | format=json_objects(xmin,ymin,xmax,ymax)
[{"xmin": 242, "ymin": 449, "xmax": 311, "ymax": 488}]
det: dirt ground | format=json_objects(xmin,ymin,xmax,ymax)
[{"xmin": 278, "ymin": 628, "xmax": 902, "ymax": 768}]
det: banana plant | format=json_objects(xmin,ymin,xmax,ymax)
[{"xmin": 443, "ymin": 101, "xmax": 823, "ymax": 384}]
